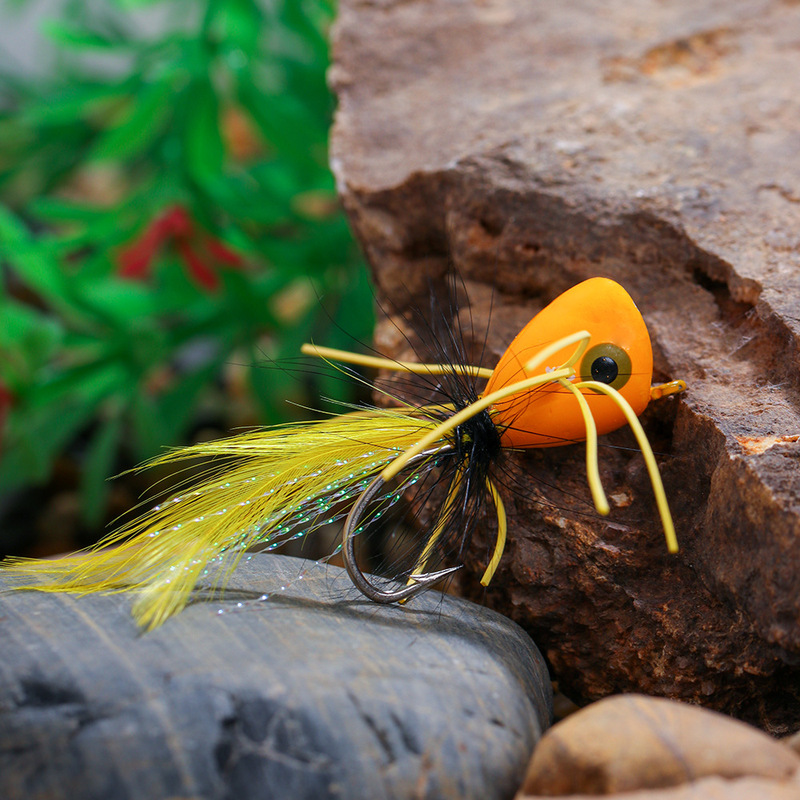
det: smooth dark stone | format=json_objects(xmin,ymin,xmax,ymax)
[{"xmin": 0, "ymin": 553, "xmax": 552, "ymax": 800}]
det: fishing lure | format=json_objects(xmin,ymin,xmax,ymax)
[{"xmin": 2, "ymin": 277, "xmax": 684, "ymax": 629}]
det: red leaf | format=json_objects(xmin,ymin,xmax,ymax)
[
  {"xmin": 117, "ymin": 206, "xmax": 187, "ymax": 279},
  {"xmin": 117, "ymin": 205, "xmax": 243, "ymax": 292},
  {"xmin": 161, "ymin": 205, "xmax": 193, "ymax": 239},
  {"xmin": 118, "ymin": 242, "xmax": 154, "ymax": 279},
  {"xmin": 176, "ymin": 240, "xmax": 220, "ymax": 292},
  {"xmin": 205, "ymin": 237, "xmax": 244, "ymax": 267}
]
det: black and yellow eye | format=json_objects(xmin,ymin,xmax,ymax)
[
  {"xmin": 590, "ymin": 355, "xmax": 618, "ymax": 383},
  {"xmin": 580, "ymin": 343, "xmax": 632, "ymax": 390}
]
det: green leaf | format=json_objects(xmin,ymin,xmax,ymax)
[
  {"xmin": 236, "ymin": 77, "xmax": 324, "ymax": 171},
  {"xmin": 80, "ymin": 411, "xmax": 125, "ymax": 526},
  {"xmin": 44, "ymin": 20, "xmax": 130, "ymax": 50},
  {"xmin": 0, "ymin": 0, "xmax": 369, "ymax": 512},
  {"xmin": 0, "ymin": 400, "xmax": 99, "ymax": 489},
  {"xmin": 110, "ymin": 0, "xmax": 168, "ymax": 8},
  {"xmin": 0, "ymin": 206, "xmax": 71, "ymax": 305},
  {"xmin": 220, "ymin": 270, "xmax": 280, "ymax": 332},
  {"xmin": 0, "ymin": 299, "xmax": 64, "ymax": 383},
  {"xmin": 130, "ymin": 392, "xmax": 171, "ymax": 459},
  {"xmin": 215, "ymin": 0, "xmax": 262, "ymax": 56},
  {"xmin": 30, "ymin": 359, "xmax": 129, "ymax": 411},
  {"xmin": 205, "ymin": 178, "xmax": 290, "ymax": 226},
  {"xmin": 280, "ymin": 0, "xmax": 332, "ymax": 63},
  {"xmin": 89, "ymin": 79, "xmax": 174, "ymax": 162},
  {"xmin": 158, "ymin": 340, "xmax": 233, "ymax": 434},
  {"xmin": 28, "ymin": 197, "xmax": 115, "ymax": 224},
  {"xmin": 20, "ymin": 84, "xmax": 130, "ymax": 126},
  {"xmin": 248, "ymin": 349, "xmax": 301, "ymax": 424},
  {"xmin": 182, "ymin": 79, "xmax": 224, "ymax": 182},
  {"xmin": 75, "ymin": 277, "xmax": 156, "ymax": 326}
]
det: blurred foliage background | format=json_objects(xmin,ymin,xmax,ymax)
[{"xmin": 0, "ymin": 0, "xmax": 374, "ymax": 556}]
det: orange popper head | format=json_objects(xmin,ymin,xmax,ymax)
[{"xmin": 485, "ymin": 278, "xmax": 653, "ymax": 448}]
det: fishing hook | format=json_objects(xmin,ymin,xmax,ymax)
[{"xmin": 342, "ymin": 449, "xmax": 462, "ymax": 603}]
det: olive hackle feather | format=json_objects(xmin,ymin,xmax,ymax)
[{"xmin": 2, "ymin": 409, "xmax": 440, "ymax": 630}]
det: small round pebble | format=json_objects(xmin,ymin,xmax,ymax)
[{"xmin": 520, "ymin": 693, "xmax": 800, "ymax": 797}]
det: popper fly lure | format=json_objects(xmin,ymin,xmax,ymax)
[{"xmin": 2, "ymin": 278, "xmax": 684, "ymax": 630}]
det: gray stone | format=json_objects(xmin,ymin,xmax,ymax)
[{"xmin": 0, "ymin": 553, "xmax": 552, "ymax": 800}]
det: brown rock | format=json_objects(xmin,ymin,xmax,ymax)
[
  {"xmin": 521, "ymin": 776, "xmax": 800, "ymax": 800},
  {"xmin": 521, "ymin": 695, "xmax": 800, "ymax": 796},
  {"xmin": 330, "ymin": 0, "xmax": 800, "ymax": 732},
  {"xmin": 786, "ymin": 732, "xmax": 800, "ymax": 758}
]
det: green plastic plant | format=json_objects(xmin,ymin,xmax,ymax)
[{"xmin": 0, "ymin": 0, "xmax": 373, "ymax": 529}]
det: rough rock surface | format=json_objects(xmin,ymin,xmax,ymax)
[
  {"xmin": 520, "ymin": 694, "xmax": 800, "ymax": 797},
  {"xmin": 330, "ymin": 0, "xmax": 800, "ymax": 733},
  {"xmin": 522, "ymin": 777, "xmax": 800, "ymax": 800},
  {"xmin": 0, "ymin": 554, "xmax": 552, "ymax": 800}
]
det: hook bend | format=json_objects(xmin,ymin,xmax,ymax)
[{"xmin": 342, "ymin": 449, "xmax": 462, "ymax": 603}]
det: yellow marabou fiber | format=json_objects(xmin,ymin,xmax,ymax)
[{"xmin": 3, "ymin": 408, "xmax": 438, "ymax": 630}]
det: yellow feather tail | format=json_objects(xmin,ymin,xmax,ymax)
[{"xmin": 2, "ymin": 409, "xmax": 439, "ymax": 630}]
